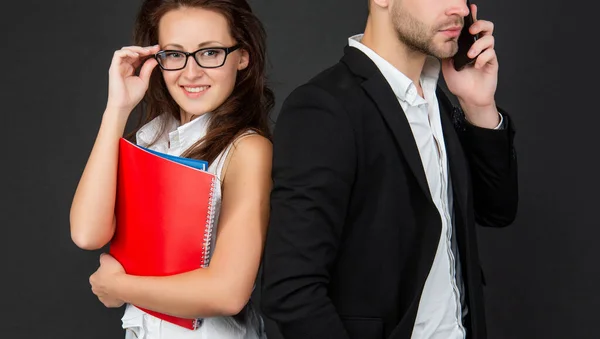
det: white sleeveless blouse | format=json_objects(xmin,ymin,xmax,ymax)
[{"xmin": 120, "ymin": 112, "xmax": 265, "ymax": 339}]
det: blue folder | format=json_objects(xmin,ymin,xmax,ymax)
[{"xmin": 140, "ymin": 146, "xmax": 209, "ymax": 171}]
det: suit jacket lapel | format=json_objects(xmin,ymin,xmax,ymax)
[{"xmin": 341, "ymin": 47, "xmax": 434, "ymax": 204}]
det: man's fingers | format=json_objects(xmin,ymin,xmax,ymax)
[
  {"xmin": 469, "ymin": 35, "xmax": 495, "ymax": 59},
  {"xmin": 470, "ymin": 20, "xmax": 494, "ymax": 36},
  {"xmin": 473, "ymin": 48, "xmax": 497, "ymax": 69}
]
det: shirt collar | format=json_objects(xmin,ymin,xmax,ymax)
[
  {"xmin": 348, "ymin": 34, "xmax": 441, "ymax": 106},
  {"xmin": 136, "ymin": 112, "xmax": 213, "ymax": 150}
]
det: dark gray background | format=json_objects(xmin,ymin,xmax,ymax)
[{"xmin": 1, "ymin": 0, "xmax": 596, "ymax": 338}]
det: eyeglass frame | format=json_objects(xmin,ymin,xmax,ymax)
[{"xmin": 154, "ymin": 44, "xmax": 241, "ymax": 71}]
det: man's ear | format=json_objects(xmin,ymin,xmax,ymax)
[{"xmin": 372, "ymin": 0, "xmax": 391, "ymax": 9}]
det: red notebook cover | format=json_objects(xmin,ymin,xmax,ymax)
[{"xmin": 109, "ymin": 138, "xmax": 217, "ymax": 330}]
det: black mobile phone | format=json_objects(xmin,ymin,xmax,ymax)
[{"xmin": 453, "ymin": 1, "xmax": 479, "ymax": 71}]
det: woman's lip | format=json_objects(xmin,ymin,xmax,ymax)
[{"xmin": 181, "ymin": 85, "xmax": 210, "ymax": 98}]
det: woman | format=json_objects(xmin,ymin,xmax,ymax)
[{"xmin": 69, "ymin": 0, "xmax": 273, "ymax": 338}]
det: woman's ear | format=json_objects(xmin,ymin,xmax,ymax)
[{"xmin": 237, "ymin": 48, "xmax": 249, "ymax": 71}]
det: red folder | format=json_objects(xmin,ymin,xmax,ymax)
[{"xmin": 110, "ymin": 138, "xmax": 217, "ymax": 330}]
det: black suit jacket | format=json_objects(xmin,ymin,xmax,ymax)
[{"xmin": 260, "ymin": 46, "xmax": 518, "ymax": 339}]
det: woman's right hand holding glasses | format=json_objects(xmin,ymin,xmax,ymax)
[{"xmin": 106, "ymin": 45, "xmax": 160, "ymax": 115}]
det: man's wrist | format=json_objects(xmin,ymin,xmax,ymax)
[{"xmin": 460, "ymin": 102, "xmax": 500, "ymax": 129}]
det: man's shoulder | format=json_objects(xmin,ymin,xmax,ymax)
[
  {"xmin": 306, "ymin": 60, "xmax": 356, "ymax": 88},
  {"xmin": 285, "ymin": 58, "xmax": 365, "ymax": 109}
]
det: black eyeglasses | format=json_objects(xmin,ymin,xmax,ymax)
[{"xmin": 155, "ymin": 45, "xmax": 241, "ymax": 71}]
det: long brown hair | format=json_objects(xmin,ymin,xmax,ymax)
[{"xmin": 129, "ymin": 0, "xmax": 273, "ymax": 165}]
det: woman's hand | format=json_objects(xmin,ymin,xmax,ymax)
[
  {"xmin": 106, "ymin": 45, "xmax": 160, "ymax": 114},
  {"xmin": 90, "ymin": 253, "xmax": 126, "ymax": 308}
]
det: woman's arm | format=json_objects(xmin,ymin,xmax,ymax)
[
  {"xmin": 70, "ymin": 45, "xmax": 159, "ymax": 250},
  {"xmin": 69, "ymin": 109, "xmax": 127, "ymax": 250},
  {"xmin": 92, "ymin": 134, "xmax": 272, "ymax": 318}
]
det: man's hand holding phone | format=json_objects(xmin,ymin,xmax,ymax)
[{"xmin": 442, "ymin": 2, "xmax": 501, "ymax": 129}]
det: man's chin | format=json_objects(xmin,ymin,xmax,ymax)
[{"xmin": 429, "ymin": 42, "xmax": 458, "ymax": 59}]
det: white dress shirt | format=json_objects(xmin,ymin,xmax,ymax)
[{"xmin": 349, "ymin": 34, "xmax": 502, "ymax": 339}]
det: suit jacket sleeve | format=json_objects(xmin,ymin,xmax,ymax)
[
  {"xmin": 456, "ymin": 106, "xmax": 519, "ymax": 227},
  {"xmin": 260, "ymin": 83, "xmax": 355, "ymax": 339}
]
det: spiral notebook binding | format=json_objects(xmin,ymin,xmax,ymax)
[{"xmin": 201, "ymin": 177, "xmax": 218, "ymax": 268}]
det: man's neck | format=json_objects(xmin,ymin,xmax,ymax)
[{"xmin": 361, "ymin": 16, "xmax": 427, "ymax": 95}]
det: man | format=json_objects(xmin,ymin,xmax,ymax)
[{"xmin": 261, "ymin": 0, "xmax": 518, "ymax": 338}]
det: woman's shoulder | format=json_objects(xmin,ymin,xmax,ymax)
[
  {"xmin": 232, "ymin": 131, "xmax": 271, "ymax": 157},
  {"xmin": 230, "ymin": 131, "xmax": 271, "ymax": 164},
  {"xmin": 220, "ymin": 132, "xmax": 272, "ymax": 185},
  {"xmin": 233, "ymin": 130, "xmax": 270, "ymax": 148}
]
